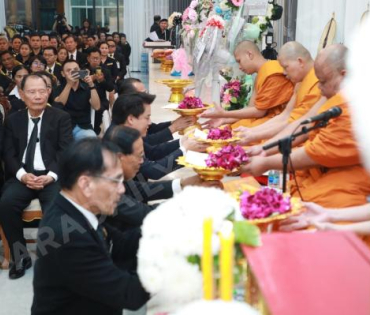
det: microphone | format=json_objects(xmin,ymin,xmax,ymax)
[{"xmin": 300, "ymin": 106, "xmax": 342, "ymax": 125}]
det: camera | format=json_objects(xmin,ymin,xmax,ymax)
[
  {"xmin": 54, "ymin": 13, "xmax": 65, "ymax": 24},
  {"xmin": 71, "ymin": 70, "xmax": 89, "ymax": 80}
]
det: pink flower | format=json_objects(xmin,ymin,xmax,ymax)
[
  {"xmin": 184, "ymin": 24, "xmax": 191, "ymax": 32},
  {"xmin": 190, "ymin": 0, "xmax": 198, "ymax": 9},
  {"xmin": 207, "ymin": 126, "xmax": 233, "ymax": 140},
  {"xmin": 188, "ymin": 8, "xmax": 198, "ymax": 22},
  {"xmin": 231, "ymin": 0, "xmax": 243, "ymax": 6},
  {"xmin": 240, "ymin": 188, "xmax": 291, "ymax": 220},
  {"xmin": 222, "ymin": 92, "xmax": 232, "ymax": 104},
  {"xmin": 205, "ymin": 145, "xmax": 248, "ymax": 170},
  {"xmin": 183, "ymin": 8, "xmax": 189, "ymax": 21},
  {"xmin": 178, "ymin": 96, "xmax": 204, "ymax": 109}
]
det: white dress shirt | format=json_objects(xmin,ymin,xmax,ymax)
[
  {"xmin": 61, "ymin": 193, "xmax": 99, "ymax": 230},
  {"xmin": 47, "ymin": 63, "xmax": 56, "ymax": 74},
  {"xmin": 69, "ymin": 50, "xmax": 77, "ymax": 60},
  {"xmin": 16, "ymin": 110, "xmax": 58, "ymax": 182}
]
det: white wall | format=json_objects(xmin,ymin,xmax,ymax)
[{"xmin": 296, "ymin": 0, "xmax": 369, "ymax": 58}]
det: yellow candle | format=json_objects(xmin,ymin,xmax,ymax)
[
  {"xmin": 219, "ymin": 221, "xmax": 235, "ymax": 301},
  {"xmin": 202, "ymin": 217, "xmax": 214, "ymax": 300}
]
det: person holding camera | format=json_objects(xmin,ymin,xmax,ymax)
[
  {"xmin": 52, "ymin": 13, "xmax": 73, "ymax": 36},
  {"xmin": 84, "ymin": 47, "xmax": 115, "ymax": 135},
  {"xmin": 54, "ymin": 60, "xmax": 100, "ymax": 140}
]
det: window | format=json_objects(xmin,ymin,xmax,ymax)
[{"xmin": 70, "ymin": 0, "xmax": 124, "ymax": 33}]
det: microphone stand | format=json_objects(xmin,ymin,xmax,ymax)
[{"xmin": 262, "ymin": 120, "xmax": 329, "ymax": 193}]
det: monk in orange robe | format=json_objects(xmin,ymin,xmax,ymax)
[
  {"xmin": 202, "ymin": 40, "xmax": 293, "ymax": 129},
  {"xmin": 241, "ymin": 44, "xmax": 370, "ymax": 208},
  {"xmin": 236, "ymin": 41, "xmax": 323, "ymax": 145}
]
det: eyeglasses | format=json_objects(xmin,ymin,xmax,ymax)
[
  {"xmin": 24, "ymin": 89, "xmax": 48, "ymax": 97},
  {"xmin": 32, "ymin": 61, "xmax": 45, "ymax": 67},
  {"xmin": 93, "ymin": 175, "xmax": 124, "ymax": 185}
]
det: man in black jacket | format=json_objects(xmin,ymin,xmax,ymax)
[
  {"xmin": 31, "ymin": 138, "xmax": 149, "ymax": 315},
  {"xmin": 112, "ymin": 92, "xmax": 207, "ymax": 180},
  {"xmin": 0, "ymin": 74, "xmax": 73, "ymax": 279},
  {"xmin": 103, "ymin": 125, "xmax": 221, "ymax": 232},
  {"xmin": 117, "ymin": 77, "xmax": 195, "ymax": 145},
  {"xmin": 84, "ymin": 47, "xmax": 115, "ymax": 134}
]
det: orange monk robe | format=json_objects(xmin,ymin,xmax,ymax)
[
  {"xmin": 290, "ymin": 93, "xmax": 370, "ymax": 207},
  {"xmin": 232, "ymin": 60, "xmax": 294, "ymax": 129},
  {"xmin": 288, "ymin": 67, "xmax": 321, "ymax": 123}
]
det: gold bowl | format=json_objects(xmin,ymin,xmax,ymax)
[
  {"xmin": 233, "ymin": 185, "xmax": 305, "ymax": 228},
  {"xmin": 172, "ymin": 104, "xmax": 213, "ymax": 135},
  {"xmin": 190, "ymin": 129, "xmax": 240, "ymax": 149},
  {"xmin": 177, "ymin": 156, "xmax": 232, "ymax": 181},
  {"xmin": 156, "ymin": 79, "xmax": 194, "ymax": 103}
]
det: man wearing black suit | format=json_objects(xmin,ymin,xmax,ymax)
[
  {"xmin": 107, "ymin": 39, "xmax": 127, "ymax": 81},
  {"xmin": 117, "ymin": 77, "xmax": 195, "ymax": 145},
  {"xmin": 112, "ymin": 92, "xmax": 207, "ymax": 180},
  {"xmin": 104, "ymin": 125, "xmax": 219, "ymax": 232},
  {"xmin": 43, "ymin": 46, "xmax": 64, "ymax": 85},
  {"xmin": 31, "ymin": 138, "xmax": 150, "ymax": 315},
  {"xmin": 0, "ymin": 73, "xmax": 73, "ymax": 279},
  {"xmin": 64, "ymin": 35, "xmax": 87, "ymax": 66}
]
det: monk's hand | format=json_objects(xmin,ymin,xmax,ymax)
[
  {"xmin": 201, "ymin": 105, "xmax": 226, "ymax": 119},
  {"xmin": 246, "ymin": 145, "xmax": 266, "ymax": 157},
  {"xmin": 239, "ymin": 156, "xmax": 268, "ymax": 176},
  {"xmin": 234, "ymin": 126, "xmax": 257, "ymax": 145},
  {"xmin": 201, "ymin": 118, "xmax": 225, "ymax": 129},
  {"xmin": 279, "ymin": 202, "xmax": 331, "ymax": 232}
]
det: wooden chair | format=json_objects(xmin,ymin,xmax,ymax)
[{"xmin": 0, "ymin": 199, "xmax": 42, "ymax": 269}]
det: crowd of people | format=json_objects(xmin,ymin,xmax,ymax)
[{"xmin": 0, "ymin": 13, "xmax": 369, "ymax": 315}]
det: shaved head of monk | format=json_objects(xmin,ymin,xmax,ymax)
[
  {"xmin": 314, "ymin": 44, "xmax": 348, "ymax": 99},
  {"xmin": 277, "ymin": 41, "xmax": 313, "ymax": 84},
  {"xmin": 234, "ymin": 40, "xmax": 265, "ymax": 75}
]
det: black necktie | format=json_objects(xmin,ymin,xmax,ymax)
[
  {"xmin": 96, "ymin": 225, "xmax": 109, "ymax": 251},
  {"xmin": 25, "ymin": 117, "xmax": 40, "ymax": 173},
  {"xmin": 70, "ymin": 54, "xmax": 74, "ymax": 60},
  {"xmin": 48, "ymin": 68, "xmax": 52, "ymax": 73}
]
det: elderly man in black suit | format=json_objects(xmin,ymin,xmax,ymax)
[
  {"xmin": 0, "ymin": 73, "xmax": 73, "ymax": 279},
  {"xmin": 31, "ymin": 138, "xmax": 150, "ymax": 315}
]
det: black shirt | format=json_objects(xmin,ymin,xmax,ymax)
[
  {"xmin": 54, "ymin": 81, "xmax": 92, "ymax": 129},
  {"xmin": 150, "ymin": 23, "xmax": 161, "ymax": 33}
]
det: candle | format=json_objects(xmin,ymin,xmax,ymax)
[
  {"xmin": 219, "ymin": 221, "xmax": 235, "ymax": 301},
  {"xmin": 202, "ymin": 217, "xmax": 214, "ymax": 300}
]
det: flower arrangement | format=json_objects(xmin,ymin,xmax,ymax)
[
  {"xmin": 207, "ymin": 126, "xmax": 233, "ymax": 140},
  {"xmin": 221, "ymin": 77, "xmax": 251, "ymax": 111},
  {"xmin": 182, "ymin": 0, "xmax": 214, "ymax": 37},
  {"xmin": 214, "ymin": 0, "xmax": 244, "ymax": 20},
  {"xmin": 138, "ymin": 187, "xmax": 260, "ymax": 313},
  {"xmin": 206, "ymin": 145, "xmax": 248, "ymax": 170},
  {"xmin": 168, "ymin": 12, "xmax": 182, "ymax": 29},
  {"xmin": 178, "ymin": 96, "xmax": 204, "ymax": 109},
  {"xmin": 199, "ymin": 14, "xmax": 226, "ymax": 38},
  {"xmin": 240, "ymin": 187, "xmax": 291, "ymax": 220}
]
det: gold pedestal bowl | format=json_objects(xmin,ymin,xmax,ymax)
[
  {"xmin": 156, "ymin": 79, "xmax": 193, "ymax": 103},
  {"xmin": 177, "ymin": 156, "xmax": 231, "ymax": 181},
  {"xmin": 172, "ymin": 104, "xmax": 213, "ymax": 135}
]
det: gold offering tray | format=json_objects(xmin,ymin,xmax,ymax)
[
  {"xmin": 233, "ymin": 185, "xmax": 305, "ymax": 226},
  {"xmin": 177, "ymin": 156, "xmax": 232, "ymax": 181}
]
